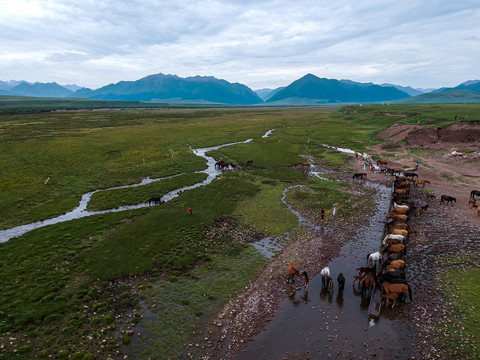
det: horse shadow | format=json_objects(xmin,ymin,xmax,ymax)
[
  {"xmin": 287, "ymin": 285, "xmax": 309, "ymax": 305},
  {"xmin": 336, "ymin": 291, "xmax": 344, "ymax": 308},
  {"xmin": 320, "ymin": 288, "xmax": 333, "ymax": 303}
]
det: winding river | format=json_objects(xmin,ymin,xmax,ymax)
[{"xmin": 0, "ymin": 132, "xmax": 265, "ymax": 243}]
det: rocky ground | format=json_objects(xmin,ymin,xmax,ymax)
[{"xmin": 192, "ymin": 123, "xmax": 479, "ymax": 360}]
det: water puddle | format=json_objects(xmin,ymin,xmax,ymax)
[
  {"xmin": 0, "ymin": 131, "xmax": 274, "ymax": 243},
  {"xmin": 239, "ymin": 182, "xmax": 414, "ymax": 359}
]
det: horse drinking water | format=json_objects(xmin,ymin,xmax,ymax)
[
  {"xmin": 320, "ymin": 266, "xmax": 332, "ymax": 289},
  {"xmin": 287, "ymin": 262, "xmax": 309, "ymax": 290}
]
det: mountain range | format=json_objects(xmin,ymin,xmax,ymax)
[{"xmin": 1, "ymin": 74, "xmax": 479, "ymax": 105}]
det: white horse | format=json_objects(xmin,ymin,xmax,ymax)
[
  {"xmin": 320, "ymin": 266, "xmax": 331, "ymax": 288},
  {"xmin": 366, "ymin": 251, "xmax": 381, "ymax": 271},
  {"xmin": 382, "ymin": 234, "xmax": 406, "ymax": 245}
]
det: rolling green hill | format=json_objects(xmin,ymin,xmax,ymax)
[{"xmin": 392, "ymin": 89, "xmax": 480, "ymax": 104}]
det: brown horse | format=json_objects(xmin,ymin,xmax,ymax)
[
  {"xmin": 415, "ymin": 179, "xmax": 430, "ymax": 187},
  {"xmin": 381, "ymin": 281, "xmax": 412, "ymax": 302},
  {"xmin": 287, "ymin": 262, "xmax": 309, "ymax": 290},
  {"xmin": 391, "ymin": 207, "xmax": 409, "ymax": 215},
  {"xmin": 186, "ymin": 207, "xmax": 193, "ymax": 215},
  {"xmin": 387, "ymin": 214, "xmax": 408, "ymax": 222},
  {"xmin": 353, "ymin": 274, "xmax": 366, "ymax": 288},
  {"xmin": 328, "ymin": 278, "xmax": 334, "ymax": 290},
  {"xmin": 356, "ymin": 267, "xmax": 376, "ymax": 276},
  {"xmin": 387, "ymin": 222, "xmax": 408, "ymax": 230},
  {"xmin": 381, "ymin": 259, "xmax": 405, "ymax": 272},
  {"xmin": 361, "ymin": 275, "xmax": 375, "ymax": 296},
  {"xmin": 288, "ymin": 262, "xmax": 299, "ymax": 280},
  {"xmin": 381, "ymin": 293, "xmax": 399, "ymax": 307},
  {"xmin": 389, "ymin": 228, "xmax": 409, "ymax": 237},
  {"xmin": 384, "ymin": 243, "xmax": 406, "ymax": 256},
  {"xmin": 394, "ymin": 188, "xmax": 409, "ymax": 195}
]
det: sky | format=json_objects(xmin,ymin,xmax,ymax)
[{"xmin": 1, "ymin": 0, "xmax": 479, "ymax": 91}]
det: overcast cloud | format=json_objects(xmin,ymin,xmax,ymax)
[{"xmin": 1, "ymin": 0, "xmax": 479, "ymax": 90}]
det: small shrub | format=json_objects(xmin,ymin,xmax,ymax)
[
  {"xmin": 122, "ymin": 335, "xmax": 131, "ymax": 345},
  {"xmin": 72, "ymin": 352, "xmax": 85, "ymax": 360},
  {"xmin": 57, "ymin": 350, "xmax": 69, "ymax": 359},
  {"xmin": 103, "ymin": 314, "xmax": 115, "ymax": 324}
]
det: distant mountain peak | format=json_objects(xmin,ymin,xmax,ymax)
[
  {"xmin": 72, "ymin": 73, "xmax": 263, "ymax": 105},
  {"xmin": 267, "ymin": 74, "xmax": 410, "ymax": 104}
]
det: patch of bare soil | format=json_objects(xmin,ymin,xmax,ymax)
[
  {"xmin": 376, "ymin": 121, "xmax": 480, "ymax": 151},
  {"xmin": 370, "ymin": 112, "xmax": 417, "ymax": 118}
]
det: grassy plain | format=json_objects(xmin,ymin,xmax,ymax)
[{"xmin": 0, "ymin": 103, "xmax": 479, "ymax": 359}]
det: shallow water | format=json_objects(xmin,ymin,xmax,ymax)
[{"xmin": 238, "ymin": 182, "xmax": 414, "ymax": 359}]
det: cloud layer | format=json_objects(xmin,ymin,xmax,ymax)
[{"xmin": 1, "ymin": 0, "xmax": 479, "ymax": 90}]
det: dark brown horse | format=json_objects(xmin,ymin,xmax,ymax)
[
  {"xmin": 470, "ymin": 190, "xmax": 480, "ymax": 200},
  {"xmin": 353, "ymin": 172, "xmax": 367, "ymax": 180},
  {"xmin": 440, "ymin": 195, "xmax": 456, "ymax": 205},
  {"xmin": 337, "ymin": 273, "xmax": 345, "ymax": 291},
  {"xmin": 404, "ymin": 172, "xmax": 418, "ymax": 179},
  {"xmin": 148, "ymin": 196, "xmax": 162, "ymax": 205}
]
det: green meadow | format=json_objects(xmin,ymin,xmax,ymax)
[{"xmin": 0, "ymin": 103, "xmax": 479, "ymax": 358}]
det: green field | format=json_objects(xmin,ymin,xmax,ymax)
[{"xmin": 1, "ymin": 102, "xmax": 479, "ymax": 359}]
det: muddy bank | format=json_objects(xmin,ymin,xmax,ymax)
[{"xmin": 375, "ymin": 121, "xmax": 480, "ymax": 150}]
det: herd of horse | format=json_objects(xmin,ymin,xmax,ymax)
[{"xmin": 361, "ymin": 173, "xmax": 422, "ymax": 307}]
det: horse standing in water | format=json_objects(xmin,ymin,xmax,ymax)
[
  {"xmin": 320, "ymin": 266, "xmax": 332, "ymax": 289},
  {"xmin": 366, "ymin": 251, "xmax": 381, "ymax": 272},
  {"xmin": 287, "ymin": 262, "xmax": 309, "ymax": 291},
  {"xmin": 337, "ymin": 273, "xmax": 345, "ymax": 291}
]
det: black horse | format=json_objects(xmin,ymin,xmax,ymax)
[
  {"xmin": 470, "ymin": 190, "xmax": 480, "ymax": 200},
  {"xmin": 404, "ymin": 172, "xmax": 419, "ymax": 178},
  {"xmin": 215, "ymin": 160, "xmax": 226, "ymax": 169},
  {"xmin": 440, "ymin": 195, "xmax": 456, "ymax": 206},
  {"xmin": 337, "ymin": 273, "xmax": 345, "ymax": 291},
  {"xmin": 352, "ymin": 172, "xmax": 367, "ymax": 180},
  {"xmin": 148, "ymin": 196, "xmax": 162, "ymax": 206}
]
